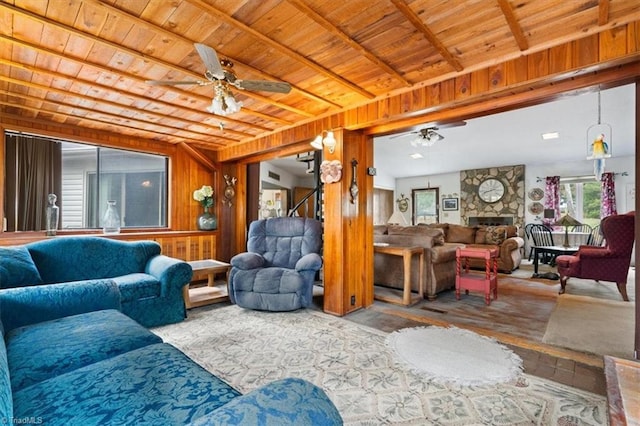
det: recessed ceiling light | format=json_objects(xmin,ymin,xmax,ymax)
[
  {"xmin": 541, "ymin": 132, "xmax": 559, "ymax": 140},
  {"xmin": 410, "ymin": 153, "xmax": 423, "ymax": 159}
]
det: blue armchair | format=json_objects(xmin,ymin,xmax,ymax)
[{"xmin": 228, "ymin": 217, "xmax": 323, "ymax": 311}]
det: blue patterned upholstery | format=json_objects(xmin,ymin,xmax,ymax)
[
  {"xmin": 0, "ymin": 246, "xmax": 43, "ymax": 288},
  {"xmin": 194, "ymin": 378, "xmax": 343, "ymax": 425},
  {"xmin": 229, "ymin": 217, "xmax": 323, "ymax": 311},
  {"xmin": 0, "ymin": 279, "xmax": 343, "ymax": 425},
  {"xmin": 14, "ymin": 237, "xmax": 193, "ymax": 327},
  {"xmin": 13, "ymin": 343, "xmax": 241, "ymax": 425},
  {"xmin": 7, "ymin": 309, "xmax": 161, "ymax": 391}
]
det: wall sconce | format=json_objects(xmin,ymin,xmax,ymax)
[{"xmin": 310, "ymin": 130, "xmax": 336, "ymax": 154}]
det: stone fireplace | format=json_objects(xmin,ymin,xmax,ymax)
[
  {"xmin": 460, "ymin": 165, "xmax": 525, "ymax": 230},
  {"xmin": 468, "ymin": 216, "xmax": 514, "ymax": 226}
]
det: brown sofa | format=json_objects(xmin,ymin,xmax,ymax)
[{"xmin": 374, "ymin": 223, "xmax": 524, "ymax": 300}]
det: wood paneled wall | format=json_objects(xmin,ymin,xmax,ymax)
[
  {"xmin": 0, "ymin": 231, "xmax": 217, "ymax": 262},
  {"xmin": 322, "ymin": 128, "xmax": 374, "ymax": 316}
]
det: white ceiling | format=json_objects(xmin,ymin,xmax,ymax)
[{"xmin": 266, "ymin": 83, "xmax": 635, "ymax": 179}]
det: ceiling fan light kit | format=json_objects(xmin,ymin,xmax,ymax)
[
  {"xmin": 410, "ymin": 128, "xmax": 443, "ymax": 147},
  {"xmin": 206, "ymin": 83, "xmax": 243, "ymax": 116}
]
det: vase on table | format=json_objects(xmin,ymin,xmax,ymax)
[
  {"xmin": 46, "ymin": 193, "xmax": 59, "ymax": 236},
  {"xmin": 197, "ymin": 206, "xmax": 217, "ymax": 231},
  {"xmin": 102, "ymin": 200, "xmax": 121, "ymax": 234}
]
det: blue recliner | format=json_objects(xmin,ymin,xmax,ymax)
[{"xmin": 228, "ymin": 217, "xmax": 323, "ymax": 311}]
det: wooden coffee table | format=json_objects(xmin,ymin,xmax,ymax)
[{"xmin": 183, "ymin": 259, "xmax": 231, "ymax": 309}]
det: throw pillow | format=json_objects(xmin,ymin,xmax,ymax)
[
  {"xmin": 447, "ymin": 224, "xmax": 476, "ymax": 244},
  {"xmin": 485, "ymin": 226, "xmax": 507, "ymax": 245},
  {"xmin": 0, "ymin": 246, "xmax": 43, "ymax": 288}
]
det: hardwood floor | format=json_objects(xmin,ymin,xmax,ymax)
[{"xmin": 313, "ymin": 260, "xmax": 637, "ymax": 396}]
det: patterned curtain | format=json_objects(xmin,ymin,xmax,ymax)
[
  {"xmin": 543, "ymin": 176, "xmax": 560, "ymax": 226},
  {"xmin": 600, "ymin": 172, "xmax": 617, "ymax": 218}
]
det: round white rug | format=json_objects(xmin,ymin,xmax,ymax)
[{"xmin": 386, "ymin": 326, "xmax": 523, "ymax": 386}]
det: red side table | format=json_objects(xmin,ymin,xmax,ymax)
[{"xmin": 455, "ymin": 246, "xmax": 498, "ymax": 305}]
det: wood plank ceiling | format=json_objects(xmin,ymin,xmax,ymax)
[{"xmin": 1, "ymin": 0, "xmax": 639, "ymax": 153}]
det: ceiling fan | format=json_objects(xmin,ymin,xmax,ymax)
[
  {"xmin": 146, "ymin": 43, "xmax": 292, "ymax": 115},
  {"xmin": 410, "ymin": 127, "xmax": 444, "ymax": 147},
  {"xmin": 390, "ymin": 121, "xmax": 466, "ymax": 147}
]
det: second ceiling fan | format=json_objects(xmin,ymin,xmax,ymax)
[{"xmin": 146, "ymin": 43, "xmax": 292, "ymax": 115}]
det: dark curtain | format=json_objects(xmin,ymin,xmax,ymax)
[{"xmin": 5, "ymin": 134, "xmax": 62, "ymax": 231}]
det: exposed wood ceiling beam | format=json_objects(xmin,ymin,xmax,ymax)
[
  {"xmin": 599, "ymin": 0, "xmax": 610, "ymax": 26},
  {"xmin": 179, "ymin": 142, "xmax": 218, "ymax": 170},
  {"xmin": 390, "ymin": 0, "xmax": 464, "ymax": 72},
  {"xmin": 364, "ymin": 60, "xmax": 640, "ymax": 136},
  {"xmin": 0, "ymin": 2, "xmax": 314, "ymax": 119},
  {"xmin": 1, "ymin": 35, "xmax": 285, "ymax": 131},
  {"xmin": 0, "ymin": 97, "xmax": 221, "ymax": 145},
  {"xmin": 89, "ymin": 0, "xmax": 341, "ymax": 110},
  {"xmin": 185, "ymin": 0, "xmax": 376, "ymax": 99},
  {"xmin": 1, "ymin": 79, "xmax": 231, "ymax": 145},
  {"xmin": 497, "ymin": 0, "xmax": 529, "ymax": 51},
  {"xmin": 0, "ymin": 58, "xmax": 245, "ymax": 142},
  {"xmin": 286, "ymin": 0, "xmax": 411, "ymax": 87}
]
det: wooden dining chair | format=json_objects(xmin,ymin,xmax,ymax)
[
  {"xmin": 589, "ymin": 224, "xmax": 605, "ymax": 246},
  {"xmin": 529, "ymin": 224, "xmax": 556, "ymax": 264},
  {"xmin": 571, "ymin": 224, "xmax": 593, "ymax": 245}
]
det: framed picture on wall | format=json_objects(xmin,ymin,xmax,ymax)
[{"xmin": 442, "ymin": 198, "xmax": 459, "ymax": 211}]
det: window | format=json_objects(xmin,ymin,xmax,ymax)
[
  {"xmin": 4, "ymin": 133, "xmax": 168, "ymax": 231},
  {"xmin": 559, "ymin": 177, "xmax": 601, "ymax": 227},
  {"xmin": 412, "ymin": 188, "xmax": 439, "ymax": 225}
]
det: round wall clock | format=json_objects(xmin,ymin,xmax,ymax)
[
  {"xmin": 528, "ymin": 187, "xmax": 544, "ymax": 201},
  {"xmin": 477, "ymin": 178, "xmax": 505, "ymax": 203}
]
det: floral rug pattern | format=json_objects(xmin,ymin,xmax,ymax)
[{"xmin": 154, "ymin": 305, "xmax": 607, "ymax": 425}]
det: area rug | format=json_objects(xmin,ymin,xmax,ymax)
[
  {"xmin": 153, "ymin": 305, "xmax": 607, "ymax": 425},
  {"xmin": 543, "ymin": 293, "xmax": 635, "ymax": 359},
  {"xmin": 386, "ymin": 326, "xmax": 523, "ymax": 386}
]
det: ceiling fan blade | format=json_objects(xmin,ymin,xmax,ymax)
[
  {"xmin": 437, "ymin": 121, "xmax": 467, "ymax": 129},
  {"xmin": 234, "ymin": 80, "xmax": 292, "ymax": 94},
  {"xmin": 194, "ymin": 43, "xmax": 225, "ymax": 79},
  {"xmin": 145, "ymin": 80, "xmax": 205, "ymax": 86}
]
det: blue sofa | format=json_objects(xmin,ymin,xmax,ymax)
[
  {"xmin": 0, "ymin": 237, "xmax": 192, "ymax": 327},
  {"xmin": 0, "ymin": 281, "xmax": 342, "ymax": 425}
]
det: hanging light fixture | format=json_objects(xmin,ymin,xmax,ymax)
[
  {"xmin": 206, "ymin": 82, "xmax": 243, "ymax": 116},
  {"xmin": 310, "ymin": 130, "xmax": 337, "ymax": 153},
  {"xmin": 410, "ymin": 128, "xmax": 444, "ymax": 147},
  {"xmin": 586, "ymin": 86, "xmax": 612, "ymax": 181}
]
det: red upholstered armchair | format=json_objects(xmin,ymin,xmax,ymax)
[{"xmin": 556, "ymin": 211, "xmax": 635, "ymax": 301}]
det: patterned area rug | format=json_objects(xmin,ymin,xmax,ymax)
[
  {"xmin": 386, "ymin": 326, "xmax": 524, "ymax": 386},
  {"xmin": 153, "ymin": 305, "xmax": 607, "ymax": 425}
]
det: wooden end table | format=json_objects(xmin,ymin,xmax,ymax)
[
  {"xmin": 373, "ymin": 244, "xmax": 424, "ymax": 306},
  {"xmin": 455, "ymin": 246, "xmax": 498, "ymax": 305},
  {"xmin": 183, "ymin": 259, "xmax": 231, "ymax": 309}
]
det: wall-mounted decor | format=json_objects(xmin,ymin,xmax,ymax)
[
  {"xmin": 349, "ymin": 159, "xmax": 359, "ymax": 203},
  {"xmin": 396, "ymin": 193, "xmax": 409, "ymax": 212},
  {"xmin": 528, "ymin": 202, "xmax": 544, "ymax": 215},
  {"xmin": 527, "ymin": 187, "xmax": 544, "ymax": 201},
  {"xmin": 222, "ymin": 174, "xmax": 237, "ymax": 207},
  {"xmin": 320, "ymin": 160, "xmax": 342, "ymax": 183},
  {"xmin": 477, "ymin": 178, "xmax": 505, "ymax": 203},
  {"xmin": 442, "ymin": 198, "xmax": 459, "ymax": 211}
]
